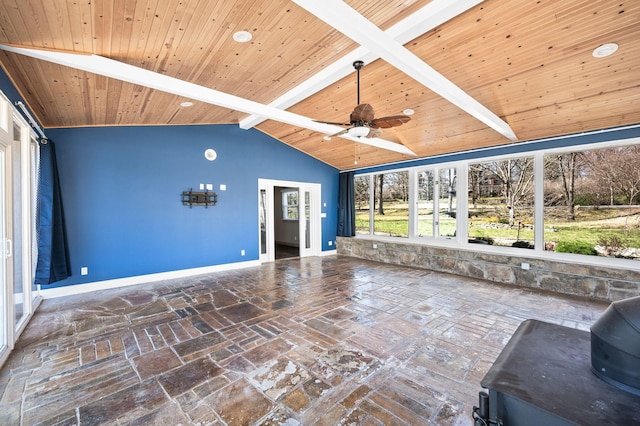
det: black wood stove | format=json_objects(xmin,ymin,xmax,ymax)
[{"xmin": 473, "ymin": 295, "xmax": 640, "ymax": 425}]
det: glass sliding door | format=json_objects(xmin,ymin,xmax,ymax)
[
  {"xmin": 0, "ymin": 147, "xmax": 6, "ymax": 362},
  {"xmin": 11, "ymin": 122, "xmax": 25, "ymax": 330},
  {"xmin": 0, "ymin": 93, "xmax": 40, "ymax": 368}
]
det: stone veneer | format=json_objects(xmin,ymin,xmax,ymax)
[{"xmin": 337, "ymin": 237, "xmax": 640, "ymax": 302}]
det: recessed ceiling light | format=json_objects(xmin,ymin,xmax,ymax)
[
  {"xmin": 180, "ymin": 101, "xmax": 194, "ymax": 107},
  {"xmin": 403, "ymin": 108, "xmax": 415, "ymax": 116},
  {"xmin": 592, "ymin": 43, "xmax": 618, "ymax": 58},
  {"xmin": 233, "ymin": 31, "xmax": 252, "ymax": 43}
]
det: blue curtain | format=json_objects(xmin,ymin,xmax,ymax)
[
  {"xmin": 35, "ymin": 139, "xmax": 70, "ymax": 285},
  {"xmin": 337, "ymin": 171, "xmax": 355, "ymax": 237}
]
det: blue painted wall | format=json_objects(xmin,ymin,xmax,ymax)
[
  {"xmin": 0, "ymin": 67, "xmax": 338, "ymax": 288},
  {"xmin": 42, "ymin": 125, "xmax": 339, "ymax": 287}
]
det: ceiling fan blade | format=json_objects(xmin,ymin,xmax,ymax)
[
  {"xmin": 313, "ymin": 120, "xmax": 351, "ymax": 126},
  {"xmin": 366, "ymin": 128, "xmax": 383, "ymax": 138},
  {"xmin": 351, "ymin": 103, "xmax": 375, "ymax": 123},
  {"xmin": 330, "ymin": 128, "xmax": 350, "ymax": 137},
  {"xmin": 370, "ymin": 115, "xmax": 411, "ymax": 129}
]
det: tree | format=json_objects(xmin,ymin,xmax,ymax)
[
  {"xmin": 468, "ymin": 164, "xmax": 483, "ymax": 209},
  {"xmin": 354, "ymin": 176, "xmax": 370, "ymax": 210},
  {"xmin": 544, "ymin": 152, "xmax": 584, "ymax": 220},
  {"xmin": 480, "ymin": 159, "xmax": 534, "ymax": 226},
  {"xmin": 377, "ymin": 174, "xmax": 385, "ymax": 215},
  {"xmin": 586, "ymin": 145, "xmax": 640, "ymax": 206},
  {"xmin": 439, "ymin": 168, "xmax": 457, "ymax": 214}
]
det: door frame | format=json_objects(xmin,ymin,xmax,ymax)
[{"xmin": 258, "ymin": 178, "xmax": 321, "ymax": 262}]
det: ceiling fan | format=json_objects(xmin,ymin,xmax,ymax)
[{"xmin": 315, "ymin": 61, "xmax": 411, "ymax": 139}]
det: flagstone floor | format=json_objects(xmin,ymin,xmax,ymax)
[{"xmin": 0, "ymin": 256, "xmax": 607, "ymax": 425}]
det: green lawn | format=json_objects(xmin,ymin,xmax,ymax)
[{"xmin": 357, "ymin": 203, "xmax": 640, "ymax": 256}]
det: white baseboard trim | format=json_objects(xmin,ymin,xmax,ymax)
[
  {"xmin": 40, "ymin": 260, "xmax": 262, "ymax": 299},
  {"xmin": 319, "ymin": 249, "xmax": 337, "ymax": 256}
]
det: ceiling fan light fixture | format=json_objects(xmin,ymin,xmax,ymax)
[{"xmin": 348, "ymin": 126, "xmax": 370, "ymax": 138}]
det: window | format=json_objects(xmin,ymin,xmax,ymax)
[
  {"xmin": 373, "ymin": 172, "xmax": 409, "ymax": 237},
  {"xmin": 544, "ymin": 146, "xmax": 640, "ymax": 258},
  {"xmin": 355, "ymin": 175, "xmax": 370, "ymax": 234},
  {"xmin": 353, "ymin": 137, "xmax": 638, "ymax": 263},
  {"xmin": 438, "ymin": 167, "xmax": 457, "ymax": 238},
  {"xmin": 417, "ymin": 170, "xmax": 434, "ymax": 237},
  {"xmin": 282, "ymin": 190, "xmax": 298, "ymax": 220},
  {"xmin": 468, "ymin": 157, "xmax": 534, "ymax": 248}
]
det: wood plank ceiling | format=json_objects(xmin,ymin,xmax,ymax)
[{"xmin": 0, "ymin": 0, "xmax": 638, "ymax": 170}]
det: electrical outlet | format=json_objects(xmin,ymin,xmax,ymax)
[
  {"xmin": 521, "ymin": 262, "xmax": 530, "ymax": 270},
  {"xmin": 328, "ymin": 241, "xmax": 332, "ymax": 246},
  {"xmin": 241, "ymin": 249, "xmax": 245, "ymax": 256},
  {"xmin": 372, "ymin": 244, "xmax": 378, "ymax": 249},
  {"xmin": 81, "ymin": 267, "xmax": 88, "ymax": 275}
]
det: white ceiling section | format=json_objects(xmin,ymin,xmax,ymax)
[
  {"xmin": 238, "ymin": 0, "xmax": 485, "ymax": 130},
  {"xmin": 291, "ymin": 0, "xmax": 517, "ymax": 141},
  {"xmin": 0, "ymin": 43, "xmax": 416, "ymax": 156}
]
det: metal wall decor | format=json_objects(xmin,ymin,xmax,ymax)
[{"xmin": 182, "ymin": 188, "xmax": 217, "ymax": 208}]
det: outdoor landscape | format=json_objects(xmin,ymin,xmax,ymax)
[{"xmin": 356, "ymin": 144, "xmax": 640, "ymax": 260}]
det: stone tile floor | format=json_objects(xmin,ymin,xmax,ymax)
[{"xmin": 0, "ymin": 256, "xmax": 607, "ymax": 425}]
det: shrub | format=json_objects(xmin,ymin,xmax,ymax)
[
  {"xmin": 512, "ymin": 240, "xmax": 534, "ymax": 249},
  {"xmin": 555, "ymin": 241, "xmax": 597, "ymax": 256},
  {"xmin": 573, "ymin": 193, "xmax": 597, "ymax": 206},
  {"xmin": 469, "ymin": 236, "xmax": 494, "ymax": 245}
]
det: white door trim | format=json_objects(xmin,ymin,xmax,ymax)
[{"xmin": 258, "ymin": 178, "xmax": 322, "ymax": 262}]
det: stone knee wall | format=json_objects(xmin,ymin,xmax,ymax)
[{"xmin": 336, "ymin": 237, "xmax": 640, "ymax": 302}]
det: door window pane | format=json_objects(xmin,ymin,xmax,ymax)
[
  {"xmin": 304, "ymin": 191, "xmax": 310, "ymax": 249},
  {"xmin": 259, "ymin": 189, "xmax": 267, "ymax": 255},
  {"xmin": 12, "ymin": 123, "xmax": 24, "ymax": 328},
  {"xmin": 0, "ymin": 150, "xmax": 6, "ymax": 353}
]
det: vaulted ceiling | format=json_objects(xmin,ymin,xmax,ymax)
[{"xmin": 0, "ymin": 0, "xmax": 638, "ymax": 170}]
